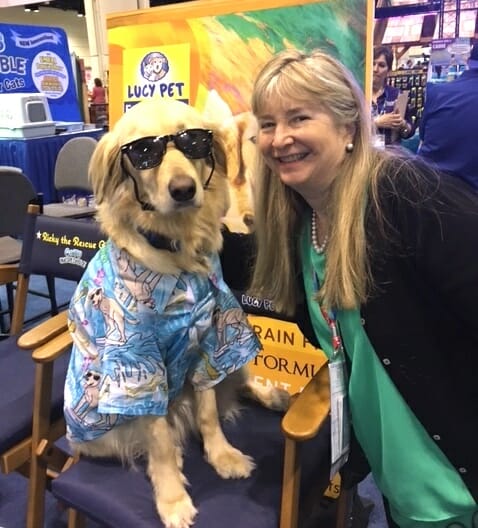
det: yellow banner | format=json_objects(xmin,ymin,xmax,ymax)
[{"xmin": 246, "ymin": 315, "xmax": 327, "ymax": 395}]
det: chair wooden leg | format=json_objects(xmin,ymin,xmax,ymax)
[
  {"xmin": 68, "ymin": 508, "xmax": 87, "ymax": 528},
  {"xmin": 26, "ymin": 362, "xmax": 54, "ymax": 528},
  {"xmin": 37, "ymin": 438, "xmax": 73, "ymax": 479},
  {"xmin": 280, "ymin": 437, "xmax": 301, "ymax": 528},
  {"xmin": 10, "ymin": 276, "xmax": 28, "ymax": 334}
]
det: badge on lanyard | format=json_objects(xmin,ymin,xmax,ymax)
[{"xmin": 321, "ymin": 307, "xmax": 351, "ymax": 478}]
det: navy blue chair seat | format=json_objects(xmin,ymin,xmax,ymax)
[
  {"xmin": 0, "ymin": 335, "xmax": 70, "ymax": 462},
  {"xmin": 52, "ymin": 404, "xmax": 331, "ymax": 528}
]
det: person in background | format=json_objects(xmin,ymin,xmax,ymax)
[
  {"xmin": 417, "ymin": 43, "xmax": 478, "ymax": 189},
  {"xmin": 247, "ymin": 48, "xmax": 477, "ymax": 527},
  {"xmin": 372, "ymin": 45, "xmax": 415, "ymax": 146},
  {"xmin": 90, "ymin": 77, "xmax": 106, "ymax": 104}
]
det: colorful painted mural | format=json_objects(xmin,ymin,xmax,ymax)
[{"xmin": 107, "ymin": 0, "xmax": 372, "ymax": 125}]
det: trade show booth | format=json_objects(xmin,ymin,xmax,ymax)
[{"xmin": 0, "ymin": 22, "xmax": 104, "ymax": 203}]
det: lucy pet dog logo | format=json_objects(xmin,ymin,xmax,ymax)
[
  {"xmin": 123, "ymin": 44, "xmax": 190, "ymax": 107},
  {"xmin": 141, "ymin": 51, "xmax": 169, "ymax": 82}
]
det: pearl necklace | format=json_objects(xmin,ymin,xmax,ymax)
[{"xmin": 311, "ymin": 210, "xmax": 328, "ymax": 254}]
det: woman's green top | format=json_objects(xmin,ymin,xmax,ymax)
[{"xmin": 300, "ymin": 217, "xmax": 476, "ymax": 527}]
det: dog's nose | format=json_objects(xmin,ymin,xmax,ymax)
[{"xmin": 168, "ymin": 175, "xmax": 196, "ymax": 202}]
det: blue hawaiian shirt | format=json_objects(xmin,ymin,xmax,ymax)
[{"xmin": 64, "ymin": 240, "xmax": 261, "ymax": 442}]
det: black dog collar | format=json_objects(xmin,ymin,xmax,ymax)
[{"xmin": 138, "ymin": 228, "xmax": 181, "ymax": 252}]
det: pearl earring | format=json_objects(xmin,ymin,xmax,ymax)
[{"xmin": 345, "ymin": 143, "xmax": 354, "ymax": 153}]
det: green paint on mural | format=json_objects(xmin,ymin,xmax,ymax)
[{"xmin": 216, "ymin": 0, "xmax": 367, "ymax": 87}]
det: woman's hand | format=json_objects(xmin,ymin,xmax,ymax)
[{"xmin": 374, "ymin": 110, "xmax": 404, "ymax": 130}]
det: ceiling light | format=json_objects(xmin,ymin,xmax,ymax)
[{"xmin": 25, "ymin": 3, "xmax": 40, "ymax": 12}]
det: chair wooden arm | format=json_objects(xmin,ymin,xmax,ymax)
[
  {"xmin": 17, "ymin": 311, "xmax": 69, "ymax": 351},
  {"xmin": 281, "ymin": 362, "xmax": 330, "ymax": 441},
  {"xmin": 30, "ymin": 330, "xmax": 73, "ymax": 363}
]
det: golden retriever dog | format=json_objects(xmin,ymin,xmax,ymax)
[
  {"xmin": 63, "ymin": 98, "xmax": 289, "ymax": 528},
  {"xmin": 202, "ymin": 90, "xmax": 258, "ymax": 234},
  {"xmin": 221, "ymin": 111, "xmax": 258, "ymax": 233}
]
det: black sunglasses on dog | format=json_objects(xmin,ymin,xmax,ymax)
[{"xmin": 121, "ymin": 128, "xmax": 214, "ymax": 170}]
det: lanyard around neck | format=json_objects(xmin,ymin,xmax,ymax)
[{"xmin": 301, "ymin": 215, "xmax": 344, "ymax": 361}]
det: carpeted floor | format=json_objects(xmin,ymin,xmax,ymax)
[{"xmin": 0, "ymin": 276, "xmax": 387, "ymax": 527}]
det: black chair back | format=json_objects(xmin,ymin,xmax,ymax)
[{"xmin": 19, "ymin": 207, "xmax": 106, "ymax": 281}]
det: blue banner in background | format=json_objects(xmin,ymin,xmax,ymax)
[{"xmin": 0, "ymin": 22, "xmax": 81, "ymax": 122}]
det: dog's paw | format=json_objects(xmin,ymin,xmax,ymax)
[
  {"xmin": 244, "ymin": 381, "xmax": 291, "ymax": 411},
  {"xmin": 157, "ymin": 494, "xmax": 198, "ymax": 528},
  {"xmin": 266, "ymin": 386, "xmax": 291, "ymax": 411},
  {"xmin": 208, "ymin": 446, "xmax": 255, "ymax": 479}
]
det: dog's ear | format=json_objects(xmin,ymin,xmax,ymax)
[
  {"xmin": 211, "ymin": 126, "xmax": 229, "ymax": 176},
  {"xmin": 207, "ymin": 126, "xmax": 231, "ymax": 215},
  {"xmin": 88, "ymin": 131, "xmax": 123, "ymax": 204}
]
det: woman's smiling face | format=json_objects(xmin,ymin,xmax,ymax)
[{"xmin": 256, "ymin": 97, "xmax": 353, "ymax": 195}]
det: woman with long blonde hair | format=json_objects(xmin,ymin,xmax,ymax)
[{"xmin": 246, "ymin": 48, "xmax": 478, "ymax": 526}]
